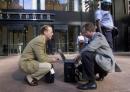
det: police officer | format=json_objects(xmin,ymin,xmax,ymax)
[{"xmin": 95, "ymin": 0, "xmax": 114, "ymax": 49}]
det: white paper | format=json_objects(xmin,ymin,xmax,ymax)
[{"xmin": 50, "ymin": 68, "xmax": 55, "ymax": 74}]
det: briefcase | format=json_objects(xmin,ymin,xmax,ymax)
[
  {"xmin": 64, "ymin": 60, "xmax": 77, "ymax": 82},
  {"xmin": 58, "ymin": 49, "xmax": 79, "ymax": 82}
]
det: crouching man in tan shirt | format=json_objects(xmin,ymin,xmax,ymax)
[{"xmin": 19, "ymin": 25, "xmax": 59, "ymax": 86}]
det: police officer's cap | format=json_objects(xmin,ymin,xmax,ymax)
[{"xmin": 101, "ymin": 0, "xmax": 112, "ymax": 5}]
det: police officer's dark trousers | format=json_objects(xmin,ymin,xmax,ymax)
[{"xmin": 102, "ymin": 27, "xmax": 113, "ymax": 49}]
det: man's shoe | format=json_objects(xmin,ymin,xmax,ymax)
[
  {"xmin": 96, "ymin": 76, "xmax": 104, "ymax": 81},
  {"xmin": 25, "ymin": 76, "xmax": 38, "ymax": 86},
  {"xmin": 77, "ymin": 82, "xmax": 97, "ymax": 90}
]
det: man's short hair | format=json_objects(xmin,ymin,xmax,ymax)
[
  {"xmin": 81, "ymin": 22, "xmax": 95, "ymax": 33},
  {"xmin": 40, "ymin": 25, "xmax": 52, "ymax": 34}
]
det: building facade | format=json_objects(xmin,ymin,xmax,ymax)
[
  {"xmin": 0, "ymin": 0, "xmax": 94, "ymax": 55},
  {"xmin": 112, "ymin": 0, "xmax": 130, "ymax": 51},
  {"xmin": 1, "ymin": 0, "xmax": 129, "ymax": 55}
]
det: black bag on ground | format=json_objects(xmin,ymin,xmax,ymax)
[
  {"xmin": 58, "ymin": 49, "xmax": 80, "ymax": 82},
  {"xmin": 44, "ymin": 65, "xmax": 55, "ymax": 83},
  {"xmin": 44, "ymin": 71, "xmax": 55, "ymax": 83},
  {"xmin": 75, "ymin": 64, "xmax": 85, "ymax": 81},
  {"xmin": 64, "ymin": 61, "xmax": 78, "ymax": 82}
]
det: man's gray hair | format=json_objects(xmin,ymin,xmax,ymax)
[{"xmin": 40, "ymin": 25, "xmax": 52, "ymax": 34}]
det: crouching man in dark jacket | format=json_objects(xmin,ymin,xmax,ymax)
[{"xmin": 74, "ymin": 22, "xmax": 117, "ymax": 90}]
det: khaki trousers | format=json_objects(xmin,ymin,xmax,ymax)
[{"xmin": 28, "ymin": 62, "xmax": 52, "ymax": 81}]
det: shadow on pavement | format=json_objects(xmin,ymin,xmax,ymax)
[{"xmin": 12, "ymin": 69, "xmax": 27, "ymax": 84}]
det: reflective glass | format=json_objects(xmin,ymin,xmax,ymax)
[
  {"xmin": 40, "ymin": 0, "xmax": 45, "ymax": 10},
  {"xmin": 45, "ymin": 0, "xmax": 65, "ymax": 11},
  {"xmin": 43, "ymin": 0, "xmax": 81, "ymax": 11},
  {"xmin": 19, "ymin": 0, "xmax": 24, "ymax": 8},
  {"xmin": 0, "ymin": 0, "xmax": 90, "ymax": 12},
  {"xmin": 8, "ymin": 0, "xmax": 23, "ymax": 9},
  {"xmin": 0, "ymin": 0, "xmax": 7, "ymax": 9},
  {"xmin": 24, "ymin": 0, "xmax": 37, "ymax": 9}
]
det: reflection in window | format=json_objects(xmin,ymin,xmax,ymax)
[
  {"xmin": 43, "ymin": 0, "xmax": 82, "ymax": 12},
  {"xmin": 40, "ymin": 0, "xmax": 45, "ymax": 10},
  {"xmin": 24, "ymin": 0, "xmax": 37, "ymax": 9},
  {"xmin": 0, "ymin": 0, "xmax": 84, "ymax": 12},
  {"xmin": 57, "ymin": 0, "xmax": 80, "ymax": 12},
  {"xmin": 74, "ymin": 0, "xmax": 80, "ymax": 11},
  {"xmin": 41, "ymin": 0, "xmax": 69, "ymax": 11},
  {"xmin": 8, "ymin": 0, "xmax": 23, "ymax": 9},
  {"xmin": 0, "ymin": 0, "xmax": 24, "ymax": 9},
  {"xmin": 19, "ymin": 0, "xmax": 24, "ymax": 8},
  {"xmin": 0, "ymin": 0, "xmax": 7, "ymax": 9},
  {"xmin": 45, "ymin": 0, "xmax": 64, "ymax": 11},
  {"xmin": 59, "ymin": 0, "xmax": 67, "ymax": 4}
]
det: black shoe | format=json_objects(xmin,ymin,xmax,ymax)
[
  {"xmin": 25, "ymin": 77, "xmax": 38, "ymax": 86},
  {"xmin": 96, "ymin": 76, "xmax": 104, "ymax": 81},
  {"xmin": 96, "ymin": 72, "xmax": 108, "ymax": 81},
  {"xmin": 77, "ymin": 82, "xmax": 97, "ymax": 90}
]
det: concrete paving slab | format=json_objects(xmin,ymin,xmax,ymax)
[{"xmin": 0, "ymin": 54, "xmax": 130, "ymax": 92}]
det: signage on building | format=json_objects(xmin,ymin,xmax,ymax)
[{"xmin": 0, "ymin": 11, "xmax": 55, "ymax": 21}]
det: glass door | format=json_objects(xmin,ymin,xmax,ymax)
[
  {"xmin": 54, "ymin": 30, "xmax": 67, "ymax": 52},
  {"xmin": 7, "ymin": 26, "xmax": 26, "ymax": 55}
]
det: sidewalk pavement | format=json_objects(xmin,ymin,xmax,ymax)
[{"xmin": 0, "ymin": 53, "xmax": 130, "ymax": 92}]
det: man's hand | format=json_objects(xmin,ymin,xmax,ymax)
[
  {"xmin": 48, "ymin": 54, "xmax": 62, "ymax": 63},
  {"xmin": 73, "ymin": 53, "xmax": 81, "ymax": 63},
  {"xmin": 52, "ymin": 57, "xmax": 60, "ymax": 63}
]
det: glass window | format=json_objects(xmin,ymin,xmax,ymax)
[
  {"xmin": 0, "ymin": 0, "xmax": 87, "ymax": 12},
  {"xmin": 24, "ymin": 0, "xmax": 37, "ymax": 9},
  {"xmin": 8, "ymin": 0, "xmax": 23, "ymax": 9},
  {"xmin": 45, "ymin": 0, "xmax": 64, "ymax": 11},
  {"xmin": 74, "ymin": 0, "xmax": 80, "ymax": 11},
  {"xmin": 19, "ymin": 0, "xmax": 24, "ymax": 8},
  {"xmin": 40, "ymin": 0, "xmax": 45, "ymax": 10},
  {"xmin": 0, "ymin": 0, "xmax": 8, "ymax": 9},
  {"xmin": 58, "ymin": 0, "xmax": 68, "ymax": 9},
  {"xmin": 0, "ymin": 0, "xmax": 24, "ymax": 9},
  {"xmin": 1, "ymin": 0, "xmax": 37, "ymax": 10},
  {"xmin": 44, "ymin": 0, "xmax": 81, "ymax": 12}
]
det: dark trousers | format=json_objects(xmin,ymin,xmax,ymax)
[
  {"xmin": 101, "ymin": 27, "xmax": 113, "ymax": 49},
  {"xmin": 81, "ymin": 51, "xmax": 105, "ymax": 82}
]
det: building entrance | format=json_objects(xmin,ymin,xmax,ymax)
[
  {"xmin": 7, "ymin": 29, "xmax": 26, "ymax": 55},
  {"xmin": 54, "ymin": 30, "xmax": 67, "ymax": 52},
  {"xmin": 53, "ymin": 25, "xmax": 79, "ymax": 53},
  {"xmin": 0, "ymin": 25, "xmax": 27, "ymax": 55}
]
